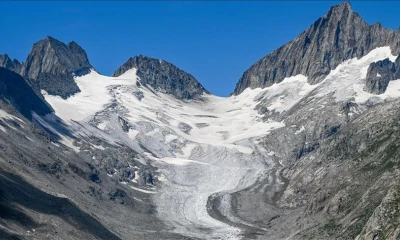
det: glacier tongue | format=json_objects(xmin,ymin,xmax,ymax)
[
  {"xmin": 44, "ymin": 65, "xmax": 284, "ymax": 239},
  {"xmin": 42, "ymin": 46, "xmax": 400, "ymax": 239}
]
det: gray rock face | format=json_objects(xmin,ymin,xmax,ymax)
[
  {"xmin": 112, "ymin": 55, "xmax": 209, "ymax": 100},
  {"xmin": 21, "ymin": 36, "xmax": 93, "ymax": 99},
  {"xmin": 365, "ymin": 56, "xmax": 400, "ymax": 94},
  {"xmin": 233, "ymin": 1, "xmax": 400, "ymax": 95},
  {"xmin": 0, "ymin": 54, "xmax": 21, "ymax": 73}
]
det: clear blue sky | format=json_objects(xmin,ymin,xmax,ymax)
[{"xmin": 1, "ymin": 1, "xmax": 399, "ymax": 96}]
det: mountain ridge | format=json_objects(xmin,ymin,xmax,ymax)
[
  {"xmin": 233, "ymin": 1, "xmax": 400, "ymax": 95},
  {"xmin": 2, "ymin": 37, "xmax": 209, "ymax": 101},
  {"xmin": 0, "ymin": 54, "xmax": 22, "ymax": 73},
  {"xmin": 0, "ymin": 2, "xmax": 400, "ymax": 239},
  {"xmin": 112, "ymin": 55, "xmax": 209, "ymax": 100}
]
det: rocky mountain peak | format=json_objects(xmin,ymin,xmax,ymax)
[
  {"xmin": 45, "ymin": 35, "xmax": 59, "ymax": 43},
  {"xmin": 112, "ymin": 55, "xmax": 209, "ymax": 100},
  {"xmin": 0, "ymin": 54, "xmax": 21, "ymax": 73},
  {"xmin": 20, "ymin": 36, "xmax": 93, "ymax": 99},
  {"xmin": 321, "ymin": 1, "xmax": 358, "ymax": 29},
  {"xmin": 0, "ymin": 54, "xmax": 12, "ymax": 67},
  {"xmin": 233, "ymin": 1, "xmax": 400, "ymax": 95},
  {"xmin": 326, "ymin": 1, "xmax": 352, "ymax": 15}
]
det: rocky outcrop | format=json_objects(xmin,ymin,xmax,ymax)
[
  {"xmin": 112, "ymin": 55, "xmax": 208, "ymax": 100},
  {"xmin": 365, "ymin": 56, "xmax": 400, "ymax": 94},
  {"xmin": 357, "ymin": 186, "xmax": 400, "ymax": 240},
  {"xmin": 0, "ymin": 54, "xmax": 21, "ymax": 73},
  {"xmin": 20, "ymin": 36, "xmax": 93, "ymax": 99},
  {"xmin": 233, "ymin": 1, "xmax": 400, "ymax": 95},
  {"xmin": 0, "ymin": 67, "xmax": 53, "ymax": 120}
]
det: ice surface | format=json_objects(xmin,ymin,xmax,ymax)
[
  {"xmin": 43, "ymin": 64, "xmax": 284, "ymax": 238},
  {"xmin": 44, "ymin": 70, "xmax": 135, "ymax": 122},
  {"xmin": 164, "ymin": 134, "xmax": 178, "ymax": 143},
  {"xmin": 313, "ymin": 47, "xmax": 399, "ymax": 105},
  {"xmin": 41, "ymin": 46, "xmax": 400, "ymax": 239},
  {"xmin": 256, "ymin": 74, "xmax": 320, "ymax": 113},
  {"xmin": 160, "ymin": 157, "xmax": 211, "ymax": 166}
]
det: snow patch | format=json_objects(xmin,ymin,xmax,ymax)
[
  {"xmin": 161, "ymin": 157, "xmax": 212, "ymax": 166},
  {"xmin": 97, "ymin": 122, "xmax": 107, "ymax": 130},
  {"xmin": 267, "ymin": 151, "xmax": 275, "ymax": 156},
  {"xmin": 165, "ymin": 134, "xmax": 178, "ymax": 143},
  {"xmin": 44, "ymin": 70, "xmax": 137, "ymax": 122},
  {"xmin": 130, "ymin": 186, "xmax": 157, "ymax": 194},
  {"xmin": 312, "ymin": 47, "xmax": 399, "ymax": 105},
  {"xmin": 128, "ymin": 128, "xmax": 139, "ymax": 140},
  {"xmin": 252, "ymin": 74, "xmax": 320, "ymax": 113},
  {"xmin": 295, "ymin": 126, "xmax": 305, "ymax": 135},
  {"xmin": 0, "ymin": 109, "xmax": 24, "ymax": 123},
  {"xmin": 32, "ymin": 113, "xmax": 80, "ymax": 152}
]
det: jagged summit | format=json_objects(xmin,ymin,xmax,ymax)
[
  {"xmin": 20, "ymin": 36, "xmax": 94, "ymax": 99},
  {"xmin": 233, "ymin": 1, "xmax": 400, "ymax": 95},
  {"xmin": 113, "ymin": 55, "xmax": 209, "ymax": 100},
  {"xmin": 1, "ymin": 36, "xmax": 209, "ymax": 101},
  {"xmin": 0, "ymin": 54, "xmax": 21, "ymax": 73},
  {"xmin": 326, "ymin": 1, "xmax": 352, "ymax": 14}
]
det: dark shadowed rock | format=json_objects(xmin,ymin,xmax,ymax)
[
  {"xmin": 0, "ymin": 67, "xmax": 53, "ymax": 120},
  {"xmin": 118, "ymin": 116, "xmax": 130, "ymax": 132},
  {"xmin": 109, "ymin": 189, "xmax": 127, "ymax": 204},
  {"xmin": 112, "ymin": 55, "xmax": 209, "ymax": 100},
  {"xmin": 0, "ymin": 54, "xmax": 21, "ymax": 73},
  {"xmin": 365, "ymin": 58, "xmax": 399, "ymax": 94},
  {"xmin": 20, "ymin": 36, "xmax": 93, "ymax": 99},
  {"xmin": 233, "ymin": 1, "xmax": 400, "ymax": 95}
]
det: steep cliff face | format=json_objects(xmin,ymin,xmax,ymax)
[
  {"xmin": 20, "ymin": 37, "xmax": 93, "ymax": 99},
  {"xmin": 233, "ymin": 2, "xmax": 400, "ymax": 95},
  {"xmin": 365, "ymin": 56, "xmax": 400, "ymax": 94},
  {"xmin": 113, "ymin": 55, "xmax": 208, "ymax": 100}
]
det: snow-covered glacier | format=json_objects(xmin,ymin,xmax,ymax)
[{"xmin": 41, "ymin": 46, "xmax": 400, "ymax": 239}]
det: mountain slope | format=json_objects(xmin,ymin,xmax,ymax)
[
  {"xmin": 0, "ymin": 99, "xmax": 181, "ymax": 240},
  {"xmin": 233, "ymin": 1, "xmax": 400, "ymax": 95},
  {"xmin": 0, "ymin": 67, "xmax": 52, "ymax": 120}
]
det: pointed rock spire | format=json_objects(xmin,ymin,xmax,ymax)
[
  {"xmin": 20, "ymin": 36, "xmax": 93, "ymax": 99},
  {"xmin": 233, "ymin": 1, "xmax": 400, "ymax": 95},
  {"xmin": 0, "ymin": 54, "xmax": 21, "ymax": 73}
]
